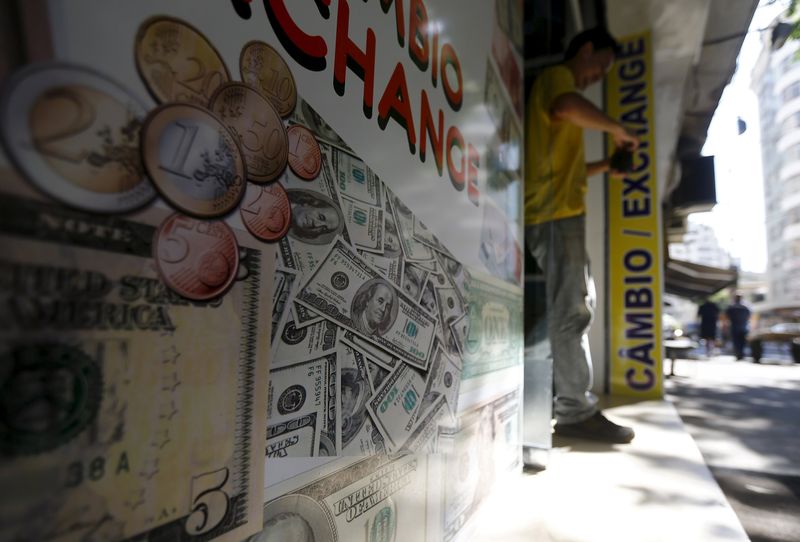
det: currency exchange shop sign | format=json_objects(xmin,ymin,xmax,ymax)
[
  {"xmin": 605, "ymin": 31, "xmax": 663, "ymax": 398},
  {"xmin": 0, "ymin": 1, "xmax": 526, "ymax": 540}
]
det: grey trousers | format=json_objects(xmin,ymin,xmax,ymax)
[{"xmin": 526, "ymin": 215, "xmax": 598, "ymax": 424}]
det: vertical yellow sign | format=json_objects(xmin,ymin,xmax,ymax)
[{"xmin": 605, "ymin": 31, "xmax": 663, "ymax": 398}]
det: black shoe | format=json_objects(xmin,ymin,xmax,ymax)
[{"xmin": 553, "ymin": 412, "xmax": 635, "ymax": 444}]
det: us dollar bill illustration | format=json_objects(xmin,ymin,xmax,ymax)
[
  {"xmin": 441, "ymin": 390, "xmax": 521, "ymax": 542},
  {"xmin": 458, "ymin": 271, "xmax": 524, "ymax": 379},
  {"xmin": 295, "ymin": 239, "xmax": 436, "ymax": 370},
  {"xmin": 257, "ymin": 453, "xmax": 429, "ymax": 542},
  {"xmin": 0, "ymin": 195, "xmax": 268, "ymax": 542},
  {"xmin": 367, "ymin": 363, "xmax": 426, "ymax": 451},
  {"xmin": 267, "ymin": 354, "xmax": 339, "ymax": 457}
]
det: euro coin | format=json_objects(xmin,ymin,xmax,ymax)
[
  {"xmin": 240, "ymin": 41, "xmax": 297, "ymax": 117},
  {"xmin": 154, "ymin": 213, "xmax": 239, "ymax": 300},
  {"xmin": 209, "ymin": 82, "xmax": 288, "ymax": 183},
  {"xmin": 0, "ymin": 62, "xmax": 155, "ymax": 213},
  {"xmin": 240, "ymin": 181, "xmax": 291, "ymax": 242},
  {"xmin": 142, "ymin": 103, "xmax": 246, "ymax": 217},
  {"xmin": 135, "ymin": 16, "xmax": 230, "ymax": 105},
  {"xmin": 286, "ymin": 125, "xmax": 321, "ymax": 180}
]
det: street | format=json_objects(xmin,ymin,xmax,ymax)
[{"xmin": 667, "ymin": 354, "xmax": 800, "ymax": 542}]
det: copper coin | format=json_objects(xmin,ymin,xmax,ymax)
[
  {"xmin": 240, "ymin": 181, "xmax": 291, "ymax": 242},
  {"xmin": 142, "ymin": 103, "xmax": 247, "ymax": 217},
  {"xmin": 135, "ymin": 16, "xmax": 230, "ymax": 105},
  {"xmin": 287, "ymin": 125, "xmax": 321, "ymax": 180},
  {"xmin": 209, "ymin": 82, "xmax": 288, "ymax": 183},
  {"xmin": 240, "ymin": 41, "xmax": 297, "ymax": 118},
  {"xmin": 154, "ymin": 213, "xmax": 239, "ymax": 300}
]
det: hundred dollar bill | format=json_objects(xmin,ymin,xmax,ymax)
[
  {"xmin": 436, "ymin": 286, "xmax": 466, "ymax": 358},
  {"xmin": 256, "ymin": 453, "xmax": 428, "ymax": 542},
  {"xmin": 0, "ymin": 195, "xmax": 268, "ymax": 542},
  {"xmin": 459, "ymin": 271, "xmax": 524, "ymax": 379},
  {"xmin": 295, "ymin": 239, "xmax": 436, "ymax": 370},
  {"xmin": 402, "ymin": 263, "xmax": 429, "ymax": 303},
  {"xmin": 412, "ymin": 216, "xmax": 446, "ymax": 252},
  {"xmin": 367, "ymin": 359, "xmax": 390, "ymax": 393},
  {"xmin": 434, "ymin": 251, "xmax": 471, "ymax": 302},
  {"xmin": 272, "ymin": 266, "xmax": 299, "ymax": 343},
  {"xmin": 267, "ymin": 354, "xmax": 339, "ymax": 457},
  {"xmin": 278, "ymin": 161, "xmax": 347, "ymax": 328},
  {"xmin": 338, "ymin": 341, "xmax": 386, "ymax": 456},
  {"xmin": 403, "ymin": 394, "xmax": 448, "ymax": 454},
  {"xmin": 340, "ymin": 329, "xmax": 398, "ymax": 371},
  {"xmin": 271, "ymin": 313, "xmax": 337, "ymax": 368},
  {"xmin": 411, "ymin": 344, "xmax": 462, "ymax": 426},
  {"xmin": 330, "ymin": 146, "xmax": 383, "ymax": 207},
  {"xmin": 366, "ymin": 363, "xmax": 426, "ymax": 451},
  {"xmin": 339, "ymin": 193, "xmax": 384, "ymax": 253},
  {"xmin": 389, "ymin": 191, "xmax": 435, "ymax": 263},
  {"xmin": 441, "ymin": 390, "xmax": 521, "ymax": 541},
  {"xmin": 420, "ymin": 277, "xmax": 438, "ymax": 315},
  {"xmin": 359, "ymin": 193, "xmax": 404, "ymax": 286}
]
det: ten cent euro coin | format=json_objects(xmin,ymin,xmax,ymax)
[
  {"xmin": 154, "ymin": 213, "xmax": 239, "ymax": 300},
  {"xmin": 240, "ymin": 181, "xmax": 291, "ymax": 242},
  {"xmin": 0, "ymin": 62, "xmax": 155, "ymax": 213},
  {"xmin": 209, "ymin": 82, "xmax": 288, "ymax": 183},
  {"xmin": 240, "ymin": 41, "xmax": 297, "ymax": 118},
  {"xmin": 142, "ymin": 103, "xmax": 246, "ymax": 217},
  {"xmin": 286, "ymin": 125, "xmax": 321, "ymax": 180},
  {"xmin": 135, "ymin": 16, "xmax": 230, "ymax": 105}
]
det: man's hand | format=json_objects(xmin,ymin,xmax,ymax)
[{"xmin": 613, "ymin": 125, "xmax": 640, "ymax": 150}]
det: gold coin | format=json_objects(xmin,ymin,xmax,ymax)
[
  {"xmin": 0, "ymin": 62, "xmax": 155, "ymax": 213},
  {"xmin": 209, "ymin": 82, "xmax": 288, "ymax": 183},
  {"xmin": 240, "ymin": 41, "xmax": 297, "ymax": 118},
  {"xmin": 142, "ymin": 103, "xmax": 246, "ymax": 217},
  {"xmin": 135, "ymin": 16, "xmax": 230, "ymax": 106}
]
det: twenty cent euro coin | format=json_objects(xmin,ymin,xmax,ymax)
[
  {"xmin": 209, "ymin": 82, "xmax": 288, "ymax": 183},
  {"xmin": 0, "ymin": 62, "xmax": 155, "ymax": 213},
  {"xmin": 155, "ymin": 213, "xmax": 239, "ymax": 300},
  {"xmin": 240, "ymin": 41, "xmax": 297, "ymax": 117},
  {"xmin": 135, "ymin": 16, "xmax": 230, "ymax": 105},
  {"xmin": 240, "ymin": 181, "xmax": 291, "ymax": 242},
  {"xmin": 287, "ymin": 125, "xmax": 321, "ymax": 180},
  {"xmin": 142, "ymin": 103, "xmax": 246, "ymax": 217}
]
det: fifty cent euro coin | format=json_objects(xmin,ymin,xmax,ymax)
[
  {"xmin": 287, "ymin": 125, "xmax": 321, "ymax": 180},
  {"xmin": 135, "ymin": 16, "xmax": 230, "ymax": 105},
  {"xmin": 0, "ymin": 62, "xmax": 155, "ymax": 213},
  {"xmin": 155, "ymin": 214, "xmax": 239, "ymax": 300},
  {"xmin": 142, "ymin": 103, "xmax": 246, "ymax": 217},
  {"xmin": 209, "ymin": 82, "xmax": 288, "ymax": 183},
  {"xmin": 240, "ymin": 181, "xmax": 291, "ymax": 242},
  {"xmin": 240, "ymin": 41, "xmax": 297, "ymax": 118}
]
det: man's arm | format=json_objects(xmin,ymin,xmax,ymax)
[
  {"xmin": 551, "ymin": 92, "xmax": 639, "ymax": 149},
  {"xmin": 586, "ymin": 159, "xmax": 610, "ymax": 177}
]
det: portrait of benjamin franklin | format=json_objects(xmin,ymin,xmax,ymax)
[
  {"xmin": 351, "ymin": 278, "xmax": 398, "ymax": 337},
  {"xmin": 383, "ymin": 215, "xmax": 402, "ymax": 258},
  {"xmin": 287, "ymin": 189, "xmax": 344, "ymax": 245}
]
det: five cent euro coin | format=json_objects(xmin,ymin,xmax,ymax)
[
  {"xmin": 209, "ymin": 82, "xmax": 288, "ymax": 183},
  {"xmin": 135, "ymin": 16, "xmax": 230, "ymax": 106},
  {"xmin": 240, "ymin": 181, "xmax": 291, "ymax": 242},
  {"xmin": 0, "ymin": 62, "xmax": 155, "ymax": 213},
  {"xmin": 142, "ymin": 103, "xmax": 246, "ymax": 217},
  {"xmin": 240, "ymin": 41, "xmax": 297, "ymax": 118},
  {"xmin": 155, "ymin": 213, "xmax": 239, "ymax": 300},
  {"xmin": 287, "ymin": 125, "xmax": 321, "ymax": 180}
]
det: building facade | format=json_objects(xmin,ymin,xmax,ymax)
[{"xmin": 753, "ymin": 37, "xmax": 800, "ymax": 305}]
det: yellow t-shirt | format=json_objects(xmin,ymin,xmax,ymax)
[{"xmin": 525, "ymin": 65, "xmax": 587, "ymax": 225}]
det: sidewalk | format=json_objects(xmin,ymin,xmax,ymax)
[{"xmin": 470, "ymin": 397, "xmax": 749, "ymax": 542}]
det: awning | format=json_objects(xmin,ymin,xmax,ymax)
[{"xmin": 664, "ymin": 258, "xmax": 738, "ymax": 299}]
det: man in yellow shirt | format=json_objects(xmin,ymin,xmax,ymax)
[{"xmin": 526, "ymin": 27, "xmax": 639, "ymax": 443}]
